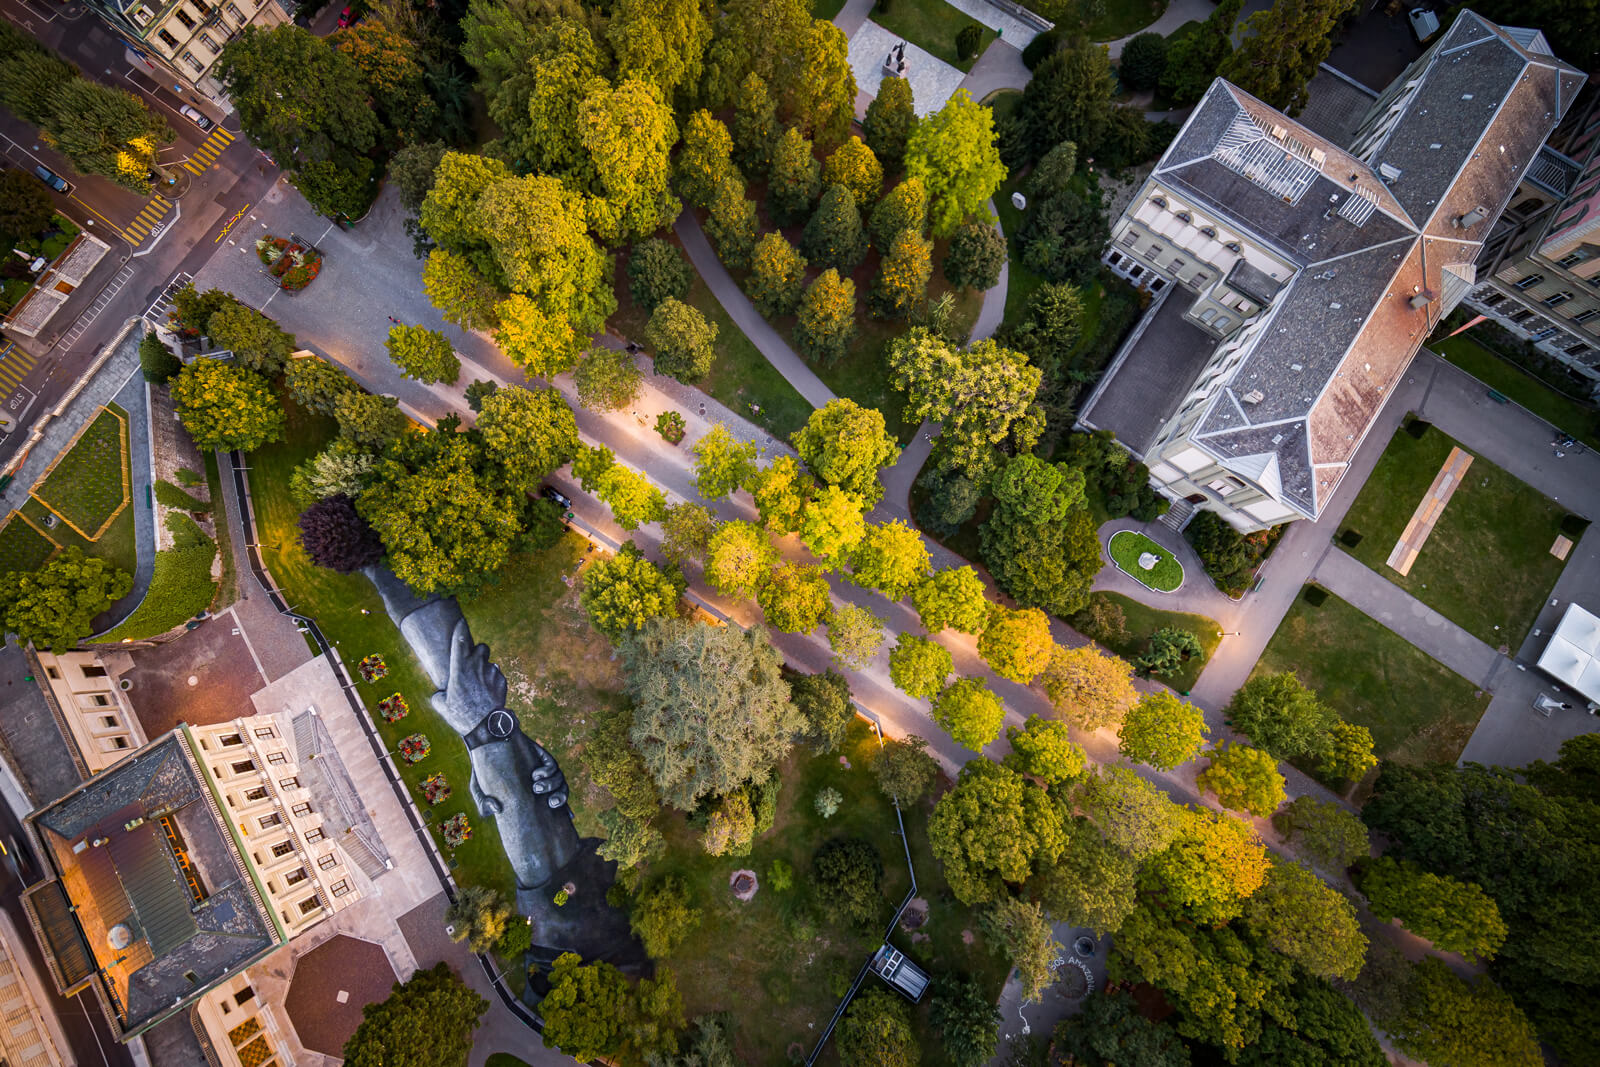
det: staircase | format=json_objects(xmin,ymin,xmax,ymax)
[
  {"xmin": 340, "ymin": 830, "xmax": 389, "ymax": 880},
  {"xmin": 1160, "ymin": 497, "xmax": 1196, "ymax": 533}
]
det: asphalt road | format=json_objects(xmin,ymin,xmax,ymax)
[{"xmin": 0, "ymin": 0, "xmax": 268, "ymax": 470}]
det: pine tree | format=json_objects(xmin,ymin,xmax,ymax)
[
  {"xmin": 870, "ymin": 227, "xmax": 932, "ymax": 319},
  {"xmin": 822, "ymin": 136, "xmax": 884, "ymax": 208},
  {"xmin": 794, "ymin": 269, "xmax": 857, "ymax": 364},
  {"xmin": 869, "ymin": 176, "xmax": 928, "ymax": 250},
  {"xmin": 675, "ymin": 109, "xmax": 739, "ymax": 210},
  {"xmin": 744, "ymin": 232, "xmax": 809, "ymax": 317},
  {"xmin": 732, "ymin": 72, "xmax": 779, "ymax": 178},
  {"xmin": 863, "ymin": 74, "xmax": 917, "ymax": 171},
  {"xmin": 705, "ymin": 175, "xmax": 758, "ymax": 270},
  {"xmin": 801, "ymin": 184, "xmax": 867, "ymax": 275},
  {"xmin": 767, "ymin": 126, "xmax": 821, "ymax": 226}
]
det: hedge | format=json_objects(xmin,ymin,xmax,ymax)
[
  {"xmin": 154, "ymin": 479, "xmax": 209, "ymax": 512},
  {"xmin": 96, "ymin": 537, "xmax": 218, "ymax": 641}
]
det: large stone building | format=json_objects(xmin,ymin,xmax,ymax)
[
  {"xmin": 18, "ymin": 713, "xmax": 370, "ymax": 1044},
  {"xmin": 1461, "ymin": 89, "xmax": 1600, "ymax": 389},
  {"xmin": 1079, "ymin": 12, "xmax": 1585, "ymax": 532},
  {"xmin": 85, "ymin": 0, "xmax": 292, "ymax": 109}
]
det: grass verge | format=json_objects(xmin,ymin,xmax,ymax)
[
  {"xmin": 871, "ymin": 0, "xmax": 997, "ymax": 71},
  {"xmin": 1107, "ymin": 530, "xmax": 1182, "ymax": 591},
  {"xmin": 0, "ymin": 514, "xmax": 56, "ymax": 573},
  {"xmin": 20, "ymin": 494, "xmax": 136, "ymax": 577},
  {"xmin": 1431, "ymin": 335, "xmax": 1600, "ymax": 449},
  {"xmin": 1079, "ymin": 590, "xmax": 1218, "ymax": 693},
  {"xmin": 1085, "ymin": 0, "xmax": 1170, "ymax": 41},
  {"xmin": 1338, "ymin": 418, "xmax": 1571, "ymax": 647},
  {"xmin": 1255, "ymin": 586, "xmax": 1492, "ymax": 766}
]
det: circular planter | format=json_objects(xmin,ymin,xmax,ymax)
[{"xmin": 1107, "ymin": 530, "xmax": 1184, "ymax": 593}]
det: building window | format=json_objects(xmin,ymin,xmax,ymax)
[
  {"xmin": 1169, "ymin": 259, "xmax": 1186, "ymax": 272},
  {"xmin": 1510, "ymin": 309, "xmax": 1535, "ymax": 323},
  {"xmin": 112, "ymin": 737, "xmax": 129, "ymax": 750},
  {"xmin": 1215, "ymin": 316, "xmax": 1232, "ymax": 331},
  {"xmin": 318, "ymin": 854, "xmax": 338, "ymax": 870},
  {"xmin": 1151, "ymin": 277, "xmax": 1165, "ymax": 290},
  {"xmin": 45, "ymin": 666, "xmax": 60, "ymax": 680},
  {"xmin": 1194, "ymin": 273, "xmax": 1209, "ymax": 286},
  {"xmin": 82, "ymin": 665, "xmax": 108, "ymax": 678},
  {"xmin": 272, "ymin": 841, "xmax": 295, "ymax": 858},
  {"xmin": 1108, "ymin": 252, "xmax": 1122, "ymax": 265},
  {"xmin": 235, "ymin": 986, "xmax": 254, "ymax": 1007},
  {"xmin": 254, "ymin": 727, "xmax": 275, "ymax": 739},
  {"xmin": 267, "ymin": 752, "xmax": 287, "ymax": 765},
  {"xmin": 230, "ymin": 760, "xmax": 256, "ymax": 775},
  {"xmin": 175, "ymin": 7, "xmax": 195, "ymax": 27},
  {"xmin": 305, "ymin": 828, "xmax": 324, "ymax": 843},
  {"xmin": 1480, "ymin": 292, "xmax": 1504, "ymax": 306},
  {"xmin": 1515, "ymin": 274, "xmax": 1545, "ymax": 289},
  {"xmin": 198, "ymin": 32, "xmax": 218, "ymax": 53},
  {"xmin": 332, "ymin": 880, "xmax": 351, "ymax": 898},
  {"xmin": 157, "ymin": 28, "xmax": 179, "ymax": 47},
  {"xmin": 279, "ymin": 777, "xmax": 299, "ymax": 790},
  {"xmin": 1567, "ymin": 343, "xmax": 1592, "ymax": 357},
  {"xmin": 1200, "ymin": 308, "xmax": 1218, "ymax": 324},
  {"xmin": 1574, "ymin": 309, "xmax": 1598, "ymax": 323},
  {"xmin": 220, "ymin": 734, "xmax": 243, "ymax": 746},
  {"xmin": 1559, "ymin": 251, "xmax": 1589, "ymax": 267},
  {"xmin": 244, "ymin": 786, "xmax": 268, "ymax": 801},
  {"xmin": 1201, "ymin": 226, "xmax": 1217, "ymax": 238},
  {"xmin": 1207, "ymin": 479, "xmax": 1236, "ymax": 497},
  {"xmin": 292, "ymin": 802, "xmax": 312, "ymax": 817},
  {"xmin": 181, "ymin": 51, "xmax": 204, "ymax": 74},
  {"xmin": 1544, "ymin": 291, "xmax": 1574, "ymax": 307},
  {"xmin": 1176, "ymin": 211, "xmax": 1192, "ymax": 223},
  {"xmin": 298, "ymin": 896, "xmax": 321, "ymax": 915},
  {"xmin": 101, "ymin": 715, "xmax": 118, "ymax": 728},
  {"xmin": 226, "ymin": 1, "xmax": 243, "ymax": 19},
  {"xmin": 258, "ymin": 814, "xmax": 282, "ymax": 829},
  {"xmin": 90, "ymin": 694, "xmax": 112, "ymax": 707},
  {"xmin": 1151, "ymin": 196, "xmax": 1167, "ymax": 208},
  {"xmin": 285, "ymin": 868, "xmax": 308, "ymax": 887}
]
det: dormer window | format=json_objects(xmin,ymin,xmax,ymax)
[
  {"xmin": 1225, "ymin": 241, "xmax": 1241, "ymax": 252},
  {"xmin": 1176, "ymin": 212, "xmax": 1192, "ymax": 223},
  {"xmin": 1151, "ymin": 196, "xmax": 1167, "ymax": 209},
  {"xmin": 1201, "ymin": 227, "xmax": 1217, "ymax": 238}
]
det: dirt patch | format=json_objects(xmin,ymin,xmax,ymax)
[{"xmin": 899, "ymin": 898, "xmax": 929, "ymax": 931}]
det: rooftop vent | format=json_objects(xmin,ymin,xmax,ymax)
[
  {"xmin": 1454, "ymin": 207, "xmax": 1488, "ymax": 228},
  {"xmin": 1290, "ymin": 363, "xmax": 1304, "ymax": 371},
  {"xmin": 1409, "ymin": 290, "xmax": 1437, "ymax": 308},
  {"xmin": 1241, "ymin": 389, "xmax": 1265, "ymax": 404},
  {"xmin": 1378, "ymin": 162, "xmax": 1403, "ymax": 182}
]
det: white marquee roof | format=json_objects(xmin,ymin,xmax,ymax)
[{"xmin": 1536, "ymin": 603, "xmax": 1600, "ymax": 703}]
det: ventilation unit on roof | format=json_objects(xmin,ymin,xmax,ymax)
[
  {"xmin": 1454, "ymin": 207, "xmax": 1488, "ymax": 228},
  {"xmin": 1378, "ymin": 163, "xmax": 1403, "ymax": 182},
  {"xmin": 1409, "ymin": 290, "xmax": 1437, "ymax": 308},
  {"xmin": 1241, "ymin": 389, "xmax": 1265, "ymax": 404}
]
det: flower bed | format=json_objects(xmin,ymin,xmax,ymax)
[
  {"xmin": 1107, "ymin": 531, "xmax": 1184, "ymax": 593},
  {"xmin": 656, "ymin": 411, "xmax": 686, "ymax": 444},
  {"xmin": 358, "ymin": 654, "xmax": 388, "ymax": 682},
  {"xmin": 423, "ymin": 773, "xmax": 451, "ymax": 805},
  {"xmin": 376, "ymin": 692, "xmax": 409, "ymax": 723},
  {"xmin": 398, "ymin": 732, "xmax": 431, "ymax": 764},
  {"xmin": 257, "ymin": 234, "xmax": 323, "ymax": 291},
  {"xmin": 441, "ymin": 812, "xmax": 471, "ymax": 848}
]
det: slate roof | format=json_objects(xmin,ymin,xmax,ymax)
[
  {"xmin": 27, "ymin": 733, "xmax": 280, "ymax": 1036},
  {"xmin": 1139, "ymin": 11, "xmax": 1583, "ymax": 518}
]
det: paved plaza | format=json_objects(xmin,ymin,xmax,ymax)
[{"xmin": 847, "ymin": 21, "xmax": 967, "ymax": 116}]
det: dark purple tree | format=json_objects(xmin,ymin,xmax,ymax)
[{"xmin": 298, "ymin": 493, "xmax": 383, "ymax": 573}]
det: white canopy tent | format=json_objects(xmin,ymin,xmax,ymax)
[{"xmin": 1536, "ymin": 603, "xmax": 1600, "ymax": 703}]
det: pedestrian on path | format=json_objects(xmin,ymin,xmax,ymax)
[{"xmin": 387, "ymin": 316, "xmax": 400, "ymax": 325}]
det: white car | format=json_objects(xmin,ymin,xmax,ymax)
[{"xmin": 179, "ymin": 105, "xmax": 213, "ymax": 131}]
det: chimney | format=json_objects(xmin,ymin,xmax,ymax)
[
  {"xmin": 1241, "ymin": 389, "xmax": 1265, "ymax": 404},
  {"xmin": 1378, "ymin": 163, "xmax": 1403, "ymax": 182},
  {"xmin": 1454, "ymin": 207, "xmax": 1488, "ymax": 228},
  {"xmin": 1409, "ymin": 290, "xmax": 1437, "ymax": 308}
]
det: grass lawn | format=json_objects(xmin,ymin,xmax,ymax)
[
  {"xmin": 1431, "ymin": 334, "xmax": 1600, "ymax": 449},
  {"xmin": 0, "ymin": 514, "xmax": 56, "ymax": 574},
  {"xmin": 994, "ymin": 171, "xmax": 1047, "ymax": 325},
  {"xmin": 1081, "ymin": 591, "xmax": 1219, "ymax": 694},
  {"xmin": 1085, "ymin": 0, "xmax": 1170, "ymax": 41},
  {"xmin": 1256, "ymin": 587, "xmax": 1492, "ymax": 767},
  {"xmin": 1338, "ymin": 418, "xmax": 1572, "ymax": 647},
  {"xmin": 31, "ymin": 405, "xmax": 129, "ymax": 538},
  {"xmin": 204, "ymin": 452, "xmax": 238, "ymax": 606},
  {"xmin": 641, "ymin": 721, "xmax": 1007, "ymax": 1066},
  {"xmin": 814, "ymin": 0, "xmax": 848, "ymax": 17},
  {"xmin": 613, "ymin": 255, "xmax": 814, "ymax": 442},
  {"xmin": 871, "ymin": 0, "xmax": 997, "ymax": 72},
  {"xmin": 983, "ymin": 88, "xmax": 1023, "ymax": 129},
  {"xmin": 1107, "ymin": 530, "xmax": 1182, "ymax": 591},
  {"xmin": 19, "ymin": 493, "xmax": 136, "ymax": 577},
  {"xmin": 248, "ymin": 401, "xmax": 519, "ymax": 901}
]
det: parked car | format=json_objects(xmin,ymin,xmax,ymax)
[
  {"xmin": 540, "ymin": 485, "xmax": 573, "ymax": 512},
  {"xmin": 32, "ymin": 165, "xmax": 70, "ymax": 194},
  {"xmin": 178, "ymin": 105, "xmax": 212, "ymax": 131},
  {"xmin": 336, "ymin": 5, "xmax": 352, "ymax": 26}
]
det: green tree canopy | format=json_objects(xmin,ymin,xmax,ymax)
[
  {"xmin": 870, "ymin": 226, "xmax": 933, "ymax": 320},
  {"xmin": 766, "ymin": 125, "xmax": 821, "ymax": 225},
  {"xmin": 595, "ymin": 464, "xmax": 668, "ymax": 531},
  {"xmin": 792, "ymin": 399, "xmax": 899, "ymax": 507},
  {"xmin": 1378, "ymin": 957, "xmax": 1542, "ymax": 1067},
  {"xmin": 790, "ymin": 668, "xmax": 854, "ymax": 754},
  {"xmin": 943, "ymin": 219, "xmax": 1007, "ymax": 292},
  {"xmin": 204, "ymin": 300, "xmax": 295, "ymax": 377},
  {"xmin": 981, "ymin": 895, "xmax": 1063, "ymax": 1003},
  {"xmin": 386, "ymin": 324, "xmax": 461, "ymax": 385},
  {"xmin": 744, "ymin": 231, "xmax": 809, "ymax": 318},
  {"xmin": 660, "ymin": 502, "xmax": 718, "ymax": 568},
  {"xmin": 539, "ymin": 953, "xmax": 632, "ymax": 1062},
  {"xmin": 928, "ymin": 973, "xmax": 999, "ymax": 1067},
  {"xmin": 574, "ymin": 347, "xmax": 643, "ymax": 413},
  {"xmin": 904, "ymin": 89, "xmax": 1006, "ymax": 237},
  {"xmin": 1244, "ymin": 859, "xmax": 1366, "ymax": 980},
  {"xmin": 732, "ymin": 72, "xmax": 778, "ymax": 177},
  {"xmin": 1273, "ymin": 794, "xmax": 1369, "ymax": 872},
  {"xmin": 849, "ymin": 520, "xmax": 930, "ymax": 601},
  {"xmin": 1076, "ymin": 765, "xmax": 1182, "ymax": 859},
  {"xmin": 1118, "ymin": 691, "xmax": 1209, "ymax": 771},
  {"xmin": 173, "ymin": 359, "xmax": 286, "ymax": 452},
  {"xmin": 475, "ymin": 384, "xmax": 580, "ymax": 494},
  {"xmin": 1037, "ymin": 643, "xmax": 1138, "ymax": 730},
  {"xmin": 911, "ymin": 566, "xmax": 990, "ymax": 635},
  {"xmin": 929, "ymin": 760, "xmax": 1065, "ymax": 903},
  {"xmin": 621, "ymin": 618, "xmax": 800, "ymax": 809},
  {"xmin": 874, "ymin": 735, "xmax": 939, "ymax": 805},
  {"xmin": 888, "ymin": 634, "xmax": 953, "ymax": 701},
  {"xmin": 863, "ymin": 74, "xmax": 917, "ymax": 171},
  {"xmin": 342, "ymin": 962, "xmax": 487, "ymax": 1067},
  {"xmin": 647, "ymin": 297, "xmax": 718, "ymax": 383},
  {"xmin": 822, "ymin": 136, "xmax": 883, "ymax": 208},
  {"xmin": 675, "ymin": 109, "xmax": 740, "ymax": 210},
  {"xmin": 978, "ymin": 606, "xmax": 1053, "ymax": 683},
  {"xmin": 1197, "ymin": 742, "xmax": 1286, "ymax": 818},
  {"xmin": 1004, "ymin": 714, "xmax": 1086, "ymax": 784},
  {"xmin": 0, "ymin": 547, "xmax": 132, "ymax": 653},
  {"xmin": 608, "ymin": 0, "xmax": 711, "ymax": 102},
  {"xmin": 692, "ymin": 423, "xmax": 760, "ymax": 500},
  {"xmin": 797, "ymin": 485, "xmax": 866, "ymax": 565},
  {"xmin": 747, "ymin": 455, "xmax": 815, "ymax": 534},
  {"xmin": 1051, "ymin": 990, "xmax": 1190, "ymax": 1067},
  {"xmin": 836, "ymin": 988, "xmax": 918, "ymax": 1067},
  {"xmin": 933, "ymin": 677, "xmax": 1006, "ymax": 751},
  {"xmin": 801, "ymin": 183, "xmax": 868, "ymax": 275},
  {"xmin": 705, "ymin": 174, "xmax": 759, "ymax": 270},
  {"xmin": 1030, "ymin": 819, "xmax": 1138, "ymax": 936},
  {"xmin": 629, "ymin": 873, "xmax": 703, "ymax": 958},
  {"xmin": 1142, "ymin": 806, "xmax": 1271, "ymax": 925},
  {"xmin": 704, "ymin": 520, "xmax": 777, "ymax": 598},
  {"xmin": 794, "ymin": 269, "xmax": 857, "ymax": 365},
  {"xmin": 1224, "ymin": 670, "xmax": 1336, "ymax": 761},
  {"xmin": 627, "ymin": 238, "xmax": 693, "ymax": 313},
  {"xmin": 1218, "ymin": 0, "xmax": 1358, "ymax": 115},
  {"xmin": 1356, "ymin": 856, "xmax": 1508, "ymax": 962},
  {"xmin": 580, "ymin": 542, "xmax": 685, "ymax": 642},
  {"xmin": 869, "ymin": 176, "xmax": 929, "ymax": 251},
  {"xmin": 757, "ymin": 562, "xmax": 832, "ymax": 633},
  {"xmin": 827, "ymin": 603, "xmax": 885, "ymax": 670}
]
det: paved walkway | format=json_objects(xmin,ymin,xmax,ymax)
[
  {"xmin": 1311, "ymin": 547, "xmax": 1503, "ymax": 689},
  {"xmin": 92, "ymin": 362, "xmax": 157, "ymax": 633},
  {"xmin": 1104, "ymin": 0, "xmax": 1216, "ymax": 56},
  {"xmin": 958, "ymin": 39, "xmax": 1032, "ymax": 102},
  {"xmin": 848, "ymin": 21, "xmax": 968, "ymax": 116}
]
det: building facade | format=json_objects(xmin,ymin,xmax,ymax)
[
  {"xmin": 1081, "ymin": 12, "xmax": 1585, "ymax": 532},
  {"xmin": 31, "ymin": 650, "xmax": 144, "ymax": 774},
  {"xmin": 85, "ymin": 0, "xmax": 292, "ymax": 109},
  {"xmin": 1460, "ymin": 88, "xmax": 1600, "ymax": 390}
]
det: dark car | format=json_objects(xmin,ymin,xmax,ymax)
[
  {"xmin": 32, "ymin": 165, "xmax": 70, "ymax": 194},
  {"xmin": 540, "ymin": 485, "xmax": 573, "ymax": 512}
]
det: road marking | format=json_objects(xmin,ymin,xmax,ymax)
[
  {"xmin": 57, "ymin": 265, "xmax": 134, "ymax": 351},
  {"xmin": 182, "ymin": 126, "xmax": 236, "ymax": 174},
  {"xmin": 65, "ymin": 193, "xmax": 121, "ymax": 235},
  {"xmin": 0, "ymin": 344, "xmax": 37, "ymax": 391},
  {"xmin": 215, "ymin": 201, "xmax": 250, "ymax": 244},
  {"xmin": 122, "ymin": 197, "xmax": 172, "ymax": 241}
]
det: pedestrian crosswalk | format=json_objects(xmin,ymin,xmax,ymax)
[
  {"xmin": 183, "ymin": 126, "xmax": 236, "ymax": 175},
  {"xmin": 0, "ymin": 342, "xmax": 38, "ymax": 393},
  {"xmin": 123, "ymin": 197, "xmax": 172, "ymax": 242}
]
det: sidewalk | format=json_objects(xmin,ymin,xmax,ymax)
[{"xmin": 1104, "ymin": 0, "xmax": 1217, "ymax": 56}]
